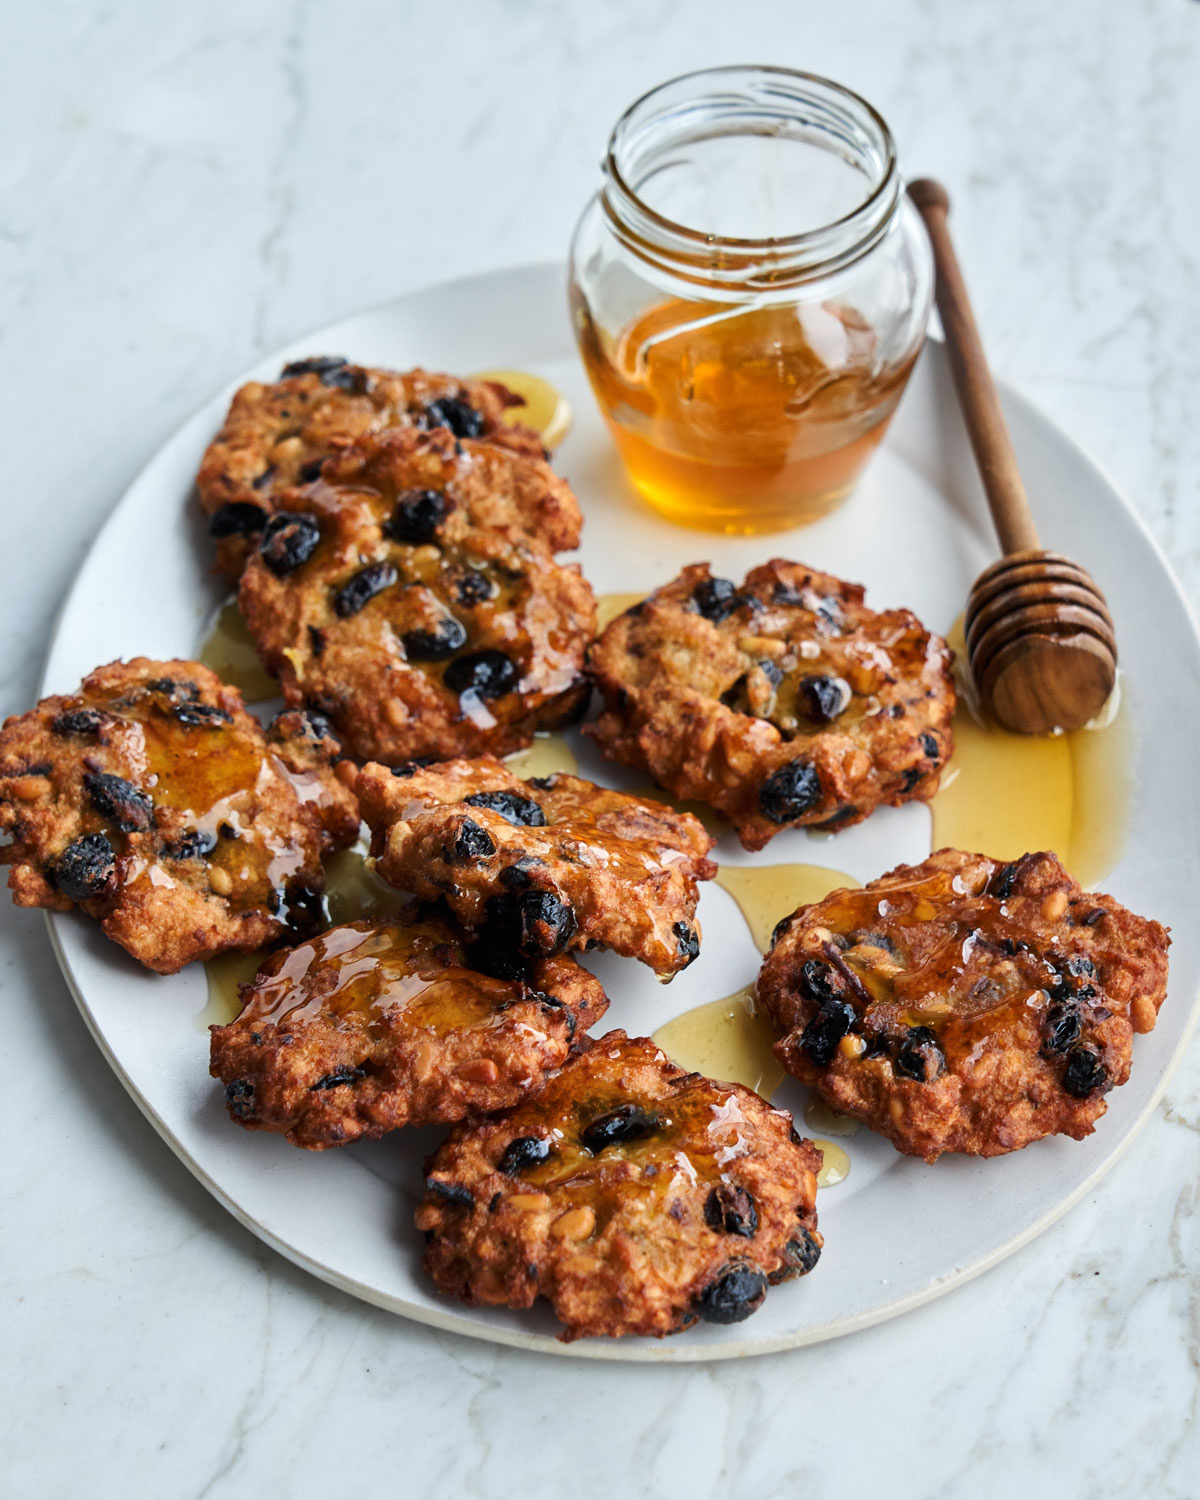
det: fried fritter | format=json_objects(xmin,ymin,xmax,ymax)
[
  {"xmin": 586, "ymin": 560, "xmax": 955, "ymax": 850},
  {"xmin": 236, "ymin": 427, "xmax": 595, "ymax": 765},
  {"xmin": 757, "ymin": 848, "xmax": 1170, "ymax": 1161},
  {"xmin": 196, "ymin": 358, "xmax": 544, "ymax": 575},
  {"xmin": 417, "ymin": 1031, "xmax": 823, "ymax": 1341},
  {"xmin": 355, "ymin": 757, "xmax": 717, "ymax": 977},
  {"xmin": 210, "ymin": 912, "xmax": 608, "ymax": 1149},
  {"xmin": 0, "ymin": 659, "xmax": 358, "ymax": 972}
]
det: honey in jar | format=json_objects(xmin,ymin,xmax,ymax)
[
  {"xmin": 569, "ymin": 66, "xmax": 933, "ymax": 532},
  {"xmin": 577, "ymin": 295, "xmax": 919, "ymax": 531}
]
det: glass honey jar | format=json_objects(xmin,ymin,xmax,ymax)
[{"xmin": 569, "ymin": 66, "xmax": 934, "ymax": 532}]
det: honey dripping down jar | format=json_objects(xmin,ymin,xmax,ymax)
[{"xmin": 569, "ymin": 66, "xmax": 934, "ymax": 533}]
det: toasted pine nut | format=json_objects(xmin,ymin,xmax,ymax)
[
  {"xmin": 549, "ymin": 1205, "xmax": 595, "ymax": 1240},
  {"xmin": 1041, "ymin": 890, "xmax": 1069, "ymax": 921}
]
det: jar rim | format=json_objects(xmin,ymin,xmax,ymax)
[{"xmin": 602, "ymin": 65, "xmax": 900, "ymax": 285}]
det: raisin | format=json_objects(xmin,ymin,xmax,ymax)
[
  {"xmin": 778, "ymin": 1226, "xmax": 822, "ymax": 1277},
  {"xmin": 172, "ymin": 702, "xmax": 232, "ymax": 729},
  {"xmin": 800, "ymin": 997, "xmax": 856, "ymax": 1066},
  {"xmin": 920, "ymin": 732, "xmax": 940, "ymax": 760},
  {"xmin": 770, "ymin": 915, "xmax": 793, "ymax": 947},
  {"xmin": 145, "ymin": 677, "xmax": 198, "ymax": 701},
  {"xmin": 1063, "ymin": 1047, "xmax": 1108, "ymax": 1097},
  {"xmin": 209, "ymin": 501, "xmax": 268, "ymax": 538},
  {"xmin": 259, "ymin": 512, "xmax": 320, "ymax": 576},
  {"xmin": 297, "ymin": 458, "xmax": 325, "ymax": 483},
  {"xmin": 798, "ymin": 674, "xmax": 848, "ymax": 724},
  {"xmin": 481, "ymin": 888, "xmax": 576, "ymax": 957},
  {"xmin": 383, "ymin": 488, "xmax": 448, "ymax": 543},
  {"xmin": 758, "ymin": 759, "xmax": 823, "ymax": 823},
  {"xmin": 251, "ymin": 466, "xmax": 276, "ymax": 491},
  {"xmin": 673, "ymin": 920, "xmax": 700, "ymax": 967},
  {"xmin": 453, "ymin": 569, "xmax": 497, "ymax": 606},
  {"xmin": 894, "ymin": 1025, "xmax": 945, "ymax": 1082},
  {"xmin": 423, "ymin": 396, "xmax": 485, "ymax": 438},
  {"xmin": 277, "ymin": 880, "xmax": 328, "ymax": 940},
  {"xmin": 225, "ymin": 1079, "xmax": 256, "ymax": 1118},
  {"xmin": 1042, "ymin": 1002, "xmax": 1082, "ymax": 1054},
  {"xmin": 498, "ymin": 1136, "xmax": 551, "ymax": 1174},
  {"xmin": 50, "ymin": 708, "xmax": 105, "ymax": 738},
  {"xmin": 990, "ymin": 862, "xmax": 1018, "ymax": 899},
  {"xmin": 462, "ymin": 790, "xmax": 546, "ymax": 827},
  {"xmin": 444, "ymin": 650, "xmax": 519, "ymax": 700},
  {"xmin": 334, "ymin": 562, "xmax": 398, "ymax": 618},
  {"xmin": 281, "ymin": 356, "xmax": 369, "ymax": 393},
  {"xmin": 402, "ymin": 617, "xmax": 467, "ymax": 660},
  {"xmin": 309, "ymin": 1065, "xmax": 365, "ymax": 1091},
  {"xmin": 453, "ymin": 818, "xmax": 496, "ymax": 860},
  {"xmin": 901, "ymin": 768, "xmax": 923, "ymax": 792},
  {"xmin": 390, "ymin": 758, "xmax": 433, "ymax": 778},
  {"xmin": 693, "ymin": 576, "xmax": 741, "ymax": 622},
  {"xmin": 281, "ymin": 355, "xmax": 348, "ymax": 378},
  {"xmin": 704, "ymin": 1184, "xmax": 759, "ymax": 1238},
  {"xmin": 51, "ymin": 833, "xmax": 115, "ymax": 901},
  {"xmin": 162, "ymin": 829, "xmax": 217, "ymax": 859},
  {"xmin": 581, "ymin": 1104, "xmax": 659, "ymax": 1153},
  {"xmin": 425, "ymin": 1177, "xmax": 474, "ymax": 1209},
  {"xmin": 83, "ymin": 772, "xmax": 155, "ymax": 832},
  {"xmin": 694, "ymin": 1263, "xmax": 768, "ymax": 1325},
  {"xmin": 799, "ymin": 959, "xmax": 842, "ymax": 1005}
]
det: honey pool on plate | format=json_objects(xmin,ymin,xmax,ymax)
[{"xmin": 577, "ymin": 298, "xmax": 916, "ymax": 533}]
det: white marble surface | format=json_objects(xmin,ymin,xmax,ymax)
[{"xmin": 3, "ymin": 2, "xmax": 1199, "ymax": 1495}]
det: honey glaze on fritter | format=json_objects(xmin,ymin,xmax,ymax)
[
  {"xmin": 73, "ymin": 676, "xmax": 317, "ymax": 915},
  {"xmin": 200, "ymin": 829, "xmax": 401, "ymax": 1027},
  {"xmin": 235, "ymin": 920, "xmax": 538, "ymax": 1039},
  {"xmin": 494, "ymin": 1061, "xmax": 761, "ymax": 1218}
]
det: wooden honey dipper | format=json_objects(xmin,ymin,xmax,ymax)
[{"xmin": 908, "ymin": 178, "xmax": 1117, "ymax": 734}]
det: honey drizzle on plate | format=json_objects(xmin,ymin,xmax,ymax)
[
  {"xmin": 811, "ymin": 1139, "xmax": 851, "ymax": 1189},
  {"xmin": 503, "ymin": 733, "xmax": 579, "ymax": 779},
  {"xmin": 198, "ymin": 599, "xmax": 277, "ymax": 703},
  {"xmin": 715, "ymin": 864, "xmax": 861, "ymax": 953},
  {"xmin": 931, "ymin": 620, "xmax": 1133, "ymax": 888},
  {"xmin": 595, "ymin": 591, "xmax": 645, "ymax": 633},
  {"xmin": 471, "ymin": 369, "xmax": 572, "ymax": 449},
  {"xmin": 651, "ymin": 986, "xmax": 784, "ymax": 1098}
]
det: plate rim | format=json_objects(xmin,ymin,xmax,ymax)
[{"xmin": 35, "ymin": 258, "xmax": 1200, "ymax": 1362}]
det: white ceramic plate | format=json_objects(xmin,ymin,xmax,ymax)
[{"xmin": 41, "ymin": 263, "xmax": 1200, "ymax": 1361}]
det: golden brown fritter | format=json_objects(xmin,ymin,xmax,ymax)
[
  {"xmin": 417, "ymin": 1031, "xmax": 823, "ymax": 1341},
  {"xmin": 756, "ymin": 849, "xmax": 1170, "ymax": 1162},
  {"xmin": 196, "ymin": 358, "xmax": 544, "ymax": 575},
  {"xmin": 586, "ymin": 560, "xmax": 955, "ymax": 850},
  {"xmin": 0, "ymin": 659, "xmax": 359, "ymax": 973},
  {"xmin": 355, "ymin": 757, "xmax": 717, "ymax": 978},
  {"xmin": 210, "ymin": 912, "xmax": 608, "ymax": 1149},
  {"xmin": 237, "ymin": 428, "xmax": 595, "ymax": 765}
]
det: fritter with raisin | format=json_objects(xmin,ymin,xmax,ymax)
[
  {"xmin": 237, "ymin": 427, "xmax": 595, "ymax": 765},
  {"xmin": 210, "ymin": 912, "xmax": 607, "ymax": 1149},
  {"xmin": 355, "ymin": 757, "xmax": 717, "ymax": 978},
  {"xmin": 197, "ymin": 358, "xmax": 544, "ymax": 575},
  {"xmin": 757, "ymin": 849, "xmax": 1169, "ymax": 1161},
  {"xmin": 586, "ymin": 560, "xmax": 955, "ymax": 850},
  {"xmin": 417, "ymin": 1031, "xmax": 823, "ymax": 1341},
  {"xmin": 0, "ymin": 659, "xmax": 359, "ymax": 972}
]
